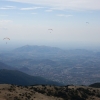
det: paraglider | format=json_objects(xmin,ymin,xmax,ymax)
[
  {"xmin": 48, "ymin": 29, "xmax": 53, "ymax": 30},
  {"xmin": 86, "ymin": 22, "xmax": 89, "ymax": 24},
  {"xmin": 48, "ymin": 29, "xmax": 53, "ymax": 33},
  {"xmin": 3, "ymin": 37, "xmax": 10, "ymax": 44}
]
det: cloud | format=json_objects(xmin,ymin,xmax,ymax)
[
  {"xmin": 0, "ymin": 27, "xmax": 8, "ymax": 30},
  {"xmin": 57, "ymin": 14, "xmax": 73, "ymax": 17},
  {"xmin": 6, "ymin": 0, "xmax": 100, "ymax": 11},
  {"xmin": 45, "ymin": 10, "xmax": 53, "ymax": 12},
  {"xmin": 0, "ymin": 6, "xmax": 16, "ymax": 10},
  {"xmin": 20, "ymin": 7, "xmax": 44, "ymax": 10},
  {"xmin": 0, "ymin": 15, "xmax": 8, "ymax": 16},
  {"xmin": 31, "ymin": 13, "xmax": 37, "ymax": 14},
  {"xmin": 0, "ymin": 20, "xmax": 12, "ymax": 31},
  {"xmin": 0, "ymin": 20, "xmax": 13, "ymax": 25}
]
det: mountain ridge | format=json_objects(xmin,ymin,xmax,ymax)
[{"xmin": 13, "ymin": 45, "xmax": 63, "ymax": 53}]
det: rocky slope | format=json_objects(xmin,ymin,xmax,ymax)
[{"xmin": 0, "ymin": 84, "xmax": 100, "ymax": 100}]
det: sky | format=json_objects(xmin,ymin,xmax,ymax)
[{"xmin": 0, "ymin": 0, "xmax": 100, "ymax": 50}]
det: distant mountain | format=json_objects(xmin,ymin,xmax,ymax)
[
  {"xmin": 0, "ymin": 45, "xmax": 94, "ymax": 60},
  {"xmin": 0, "ymin": 45, "xmax": 98, "ymax": 86},
  {"xmin": 6, "ymin": 45, "xmax": 93, "ymax": 60},
  {"xmin": 0, "ymin": 69, "xmax": 63, "ymax": 86},
  {"xmin": 13, "ymin": 45, "xmax": 93, "ymax": 55},
  {"xmin": 0, "ymin": 45, "xmax": 65, "ymax": 60},
  {"xmin": 13, "ymin": 45, "xmax": 63, "ymax": 53}
]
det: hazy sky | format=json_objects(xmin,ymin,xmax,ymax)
[{"xmin": 0, "ymin": 0, "xmax": 100, "ymax": 50}]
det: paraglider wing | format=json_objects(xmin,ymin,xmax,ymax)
[
  {"xmin": 3, "ymin": 37, "xmax": 10, "ymax": 44},
  {"xmin": 86, "ymin": 22, "xmax": 89, "ymax": 24},
  {"xmin": 48, "ymin": 29, "xmax": 53, "ymax": 33},
  {"xmin": 3, "ymin": 37, "xmax": 10, "ymax": 40},
  {"xmin": 48, "ymin": 29, "xmax": 53, "ymax": 31}
]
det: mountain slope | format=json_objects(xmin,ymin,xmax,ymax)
[
  {"xmin": 0, "ymin": 61, "xmax": 15, "ymax": 70},
  {"xmin": 0, "ymin": 84, "xmax": 100, "ymax": 100},
  {"xmin": 89, "ymin": 83, "xmax": 100, "ymax": 88},
  {"xmin": 0, "ymin": 69, "xmax": 63, "ymax": 86}
]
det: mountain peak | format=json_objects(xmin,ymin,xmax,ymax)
[{"xmin": 13, "ymin": 45, "xmax": 62, "ymax": 53}]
